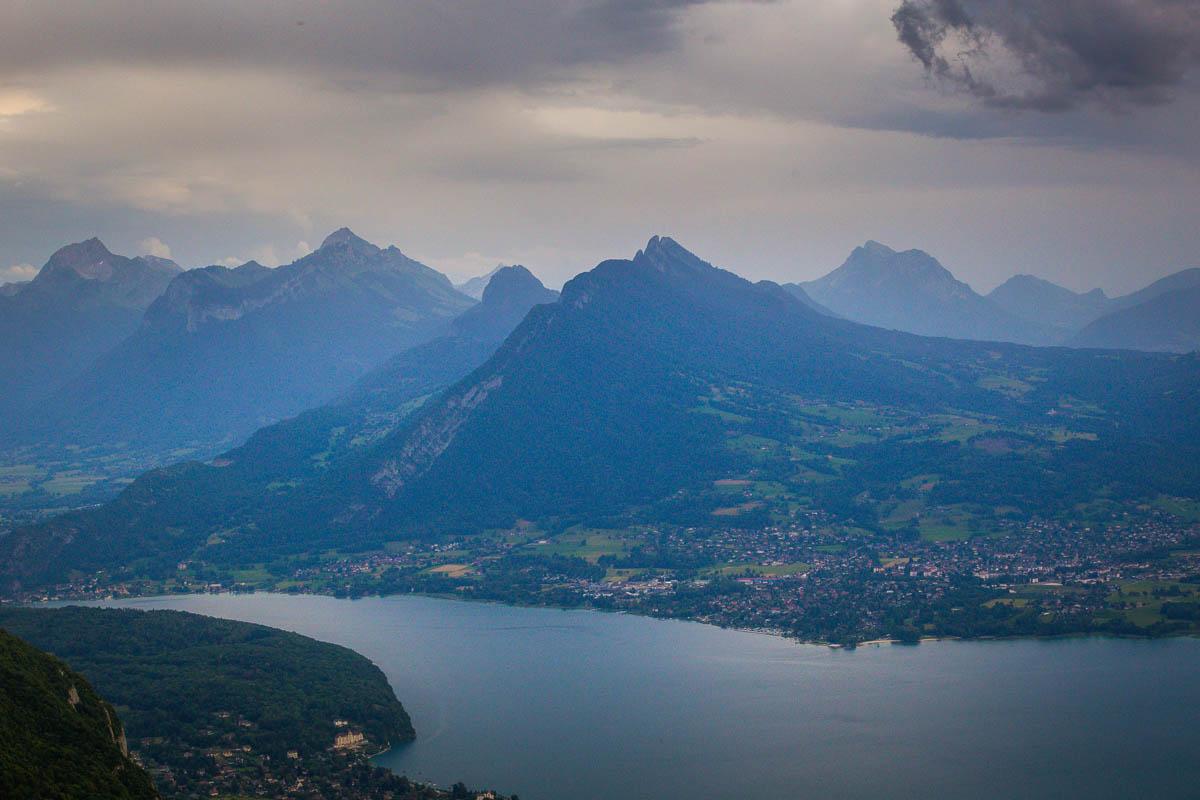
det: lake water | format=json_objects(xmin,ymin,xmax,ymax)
[{"xmin": 96, "ymin": 593, "xmax": 1200, "ymax": 800}]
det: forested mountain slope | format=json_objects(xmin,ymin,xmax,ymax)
[
  {"xmin": 0, "ymin": 626, "xmax": 159, "ymax": 800},
  {"xmin": 3, "ymin": 237, "xmax": 1199, "ymax": 592}
]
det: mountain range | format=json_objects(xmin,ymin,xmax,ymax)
[
  {"xmin": 793, "ymin": 240, "xmax": 1199, "ymax": 352},
  {"xmin": 793, "ymin": 241, "xmax": 1045, "ymax": 344},
  {"xmin": 986, "ymin": 274, "xmax": 1112, "ymax": 335},
  {"xmin": 1070, "ymin": 286, "xmax": 1200, "ymax": 352},
  {"xmin": 4, "ymin": 236, "xmax": 1198, "ymax": 592},
  {"xmin": 0, "ymin": 238, "xmax": 181, "ymax": 420},
  {"xmin": 6, "ymin": 229, "xmax": 475, "ymax": 463}
]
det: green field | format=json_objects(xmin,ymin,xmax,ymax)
[
  {"xmin": 1155, "ymin": 496, "xmax": 1200, "ymax": 523},
  {"xmin": 525, "ymin": 529, "xmax": 634, "ymax": 563}
]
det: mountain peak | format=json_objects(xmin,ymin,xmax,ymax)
[
  {"xmin": 319, "ymin": 227, "xmax": 376, "ymax": 252},
  {"xmin": 480, "ymin": 265, "xmax": 545, "ymax": 304},
  {"xmin": 636, "ymin": 235, "xmax": 713, "ymax": 276},
  {"xmin": 451, "ymin": 264, "xmax": 559, "ymax": 341},
  {"xmin": 860, "ymin": 240, "xmax": 896, "ymax": 256},
  {"xmin": 456, "ymin": 265, "xmax": 506, "ymax": 300},
  {"xmin": 37, "ymin": 237, "xmax": 115, "ymax": 281}
]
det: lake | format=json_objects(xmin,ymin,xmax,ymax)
[{"xmin": 95, "ymin": 593, "xmax": 1200, "ymax": 799}]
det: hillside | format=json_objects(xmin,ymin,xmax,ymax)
[
  {"xmin": 0, "ymin": 627, "xmax": 158, "ymax": 800},
  {"xmin": 780, "ymin": 282, "xmax": 837, "ymax": 316},
  {"xmin": 12, "ymin": 229, "xmax": 474, "ymax": 464},
  {"xmin": 0, "ymin": 238, "xmax": 180, "ymax": 421},
  {"xmin": 3, "ymin": 237, "xmax": 1200, "ymax": 591},
  {"xmin": 1109, "ymin": 267, "xmax": 1200, "ymax": 312},
  {"xmin": 0, "ymin": 266, "xmax": 557, "ymax": 587},
  {"xmin": 0, "ymin": 606, "xmax": 414, "ymax": 797},
  {"xmin": 456, "ymin": 265, "xmax": 505, "ymax": 299},
  {"xmin": 1071, "ymin": 286, "xmax": 1200, "ymax": 353},
  {"xmin": 798, "ymin": 241, "xmax": 1046, "ymax": 344}
]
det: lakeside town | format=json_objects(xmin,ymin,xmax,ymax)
[{"xmin": 23, "ymin": 501, "xmax": 1200, "ymax": 647}]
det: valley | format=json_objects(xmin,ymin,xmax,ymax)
[
  {"xmin": 7, "ymin": 238, "xmax": 1199, "ymax": 648},
  {"xmin": 5, "ymin": 5, "xmax": 1200, "ymax": 798}
]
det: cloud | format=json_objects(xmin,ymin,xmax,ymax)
[
  {"xmin": 138, "ymin": 236, "xmax": 172, "ymax": 259},
  {"xmin": 1, "ymin": 262, "xmax": 36, "ymax": 284},
  {"xmin": 0, "ymin": 89, "xmax": 51, "ymax": 117},
  {"xmin": 0, "ymin": 1, "xmax": 708, "ymax": 90},
  {"xmin": 0, "ymin": 0, "xmax": 1197, "ymax": 297},
  {"xmin": 891, "ymin": 0, "xmax": 1200, "ymax": 111}
]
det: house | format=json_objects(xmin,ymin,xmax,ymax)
[{"xmin": 333, "ymin": 730, "xmax": 365, "ymax": 750}]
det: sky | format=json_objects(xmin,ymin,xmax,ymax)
[{"xmin": 1, "ymin": 0, "xmax": 1198, "ymax": 295}]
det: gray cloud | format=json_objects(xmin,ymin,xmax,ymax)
[
  {"xmin": 0, "ymin": 1, "xmax": 706, "ymax": 89},
  {"xmin": 892, "ymin": 0, "xmax": 1200, "ymax": 111},
  {"xmin": 0, "ymin": 0, "xmax": 1198, "ymax": 297}
]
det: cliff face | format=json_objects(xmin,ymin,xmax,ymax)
[{"xmin": 0, "ymin": 628, "xmax": 159, "ymax": 800}]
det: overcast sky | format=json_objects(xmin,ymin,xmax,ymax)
[{"xmin": 1, "ymin": 0, "xmax": 1198, "ymax": 294}]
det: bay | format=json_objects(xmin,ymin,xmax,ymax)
[{"xmin": 93, "ymin": 593, "xmax": 1200, "ymax": 800}]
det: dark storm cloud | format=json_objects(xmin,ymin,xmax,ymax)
[
  {"xmin": 0, "ymin": 0, "xmax": 705, "ymax": 88},
  {"xmin": 891, "ymin": 0, "xmax": 1200, "ymax": 111}
]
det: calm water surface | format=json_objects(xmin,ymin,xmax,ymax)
[{"xmin": 96, "ymin": 593, "xmax": 1200, "ymax": 800}]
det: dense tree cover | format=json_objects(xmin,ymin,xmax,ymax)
[
  {"xmin": 0, "ymin": 607, "xmax": 413, "ymax": 762},
  {"xmin": 0, "ymin": 628, "xmax": 159, "ymax": 800}
]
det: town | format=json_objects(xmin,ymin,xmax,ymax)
[{"xmin": 27, "ymin": 500, "xmax": 1200, "ymax": 647}]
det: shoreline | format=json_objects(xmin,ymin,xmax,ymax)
[{"xmin": 33, "ymin": 584, "xmax": 1200, "ymax": 652}]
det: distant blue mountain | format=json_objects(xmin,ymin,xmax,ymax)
[
  {"xmin": 13, "ymin": 229, "xmax": 474, "ymax": 461},
  {"xmin": 991, "ymin": 267, "xmax": 1200, "ymax": 351},
  {"xmin": 987, "ymin": 274, "xmax": 1111, "ymax": 337},
  {"xmin": 798, "ymin": 241, "xmax": 1048, "ymax": 344},
  {"xmin": 1072, "ymin": 285, "xmax": 1200, "ymax": 353},
  {"xmin": 7, "ymin": 236, "xmax": 1199, "ymax": 592},
  {"xmin": 0, "ymin": 238, "xmax": 180, "ymax": 421}
]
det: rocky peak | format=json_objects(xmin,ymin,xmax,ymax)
[
  {"xmin": 635, "ymin": 235, "xmax": 714, "ymax": 277},
  {"xmin": 36, "ymin": 238, "xmax": 115, "ymax": 282},
  {"xmin": 318, "ymin": 227, "xmax": 378, "ymax": 254}
]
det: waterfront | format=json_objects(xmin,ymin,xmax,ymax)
[{"xmin": 96, "ymin": 593, "xmax": 1200, "ymax": 800}]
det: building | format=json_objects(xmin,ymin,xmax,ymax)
[{"xmin": 333, "ymin": 730, "xmax": 365, "ymax": 750}]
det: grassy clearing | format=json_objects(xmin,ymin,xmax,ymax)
[
  {"xmin": 711, "ymin": 501, "xmax": 763, "ymax": 517},
  {"xmin": 691, "ymin": 403, "xmax": 752, "ymax": 424},
  {"xmin": 425, "ymin": 563, "xmax": 474, "ymax": 578},
  {"xmin": 41, "ymin": 471, "xmax": 103, "ymax": 496},
  {"xmin": 881, "ymin": 499, "xmax": 924, "ymax": 527},
  {"xmin": 525, "ymin": 529, "xmax": 633, "ymax": 563},
  {"xmin": 726, "ymin": 434, "xmax": 782, "ymax": 460},
  {"xmin": 1154, "ymin": 496, "xmax": 1200, "ymax": 523},
  {"xmin": 977, "ymin": 374, "xmax": 1033, "ymax": 398},
  {"xmin": 983, "ymin": 597, "xmax": 1030, "ymax": 608},
  {"xmin": 230, "ymin": 567, "xmax": 272, "ymax": 583},
  {"xmin": 798, "ymin": 403, "xmax": 898, "ymax": 427},
  {"xmin": 919, "ymin": 520, "xmax": 972, "ymax": 541}
]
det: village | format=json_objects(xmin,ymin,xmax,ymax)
[{"xmin": 31, "ymin": 499, "xmax": 1198, "ymax": 647}]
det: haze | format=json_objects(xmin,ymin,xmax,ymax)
[{"xmin": 1, "ymin": 0, "xmax": 1198, "ymax": 293}]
